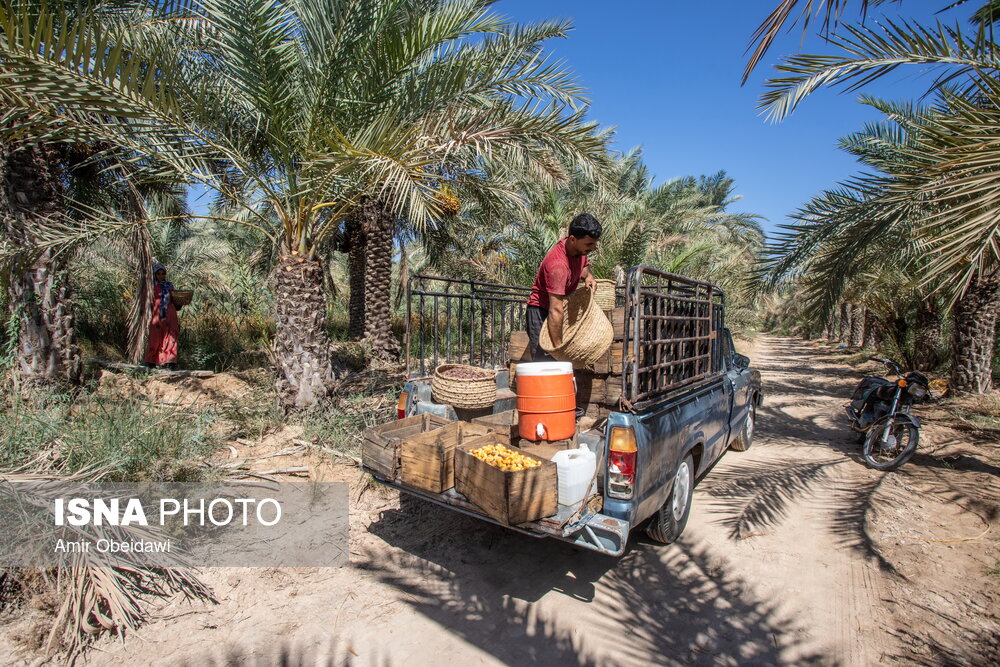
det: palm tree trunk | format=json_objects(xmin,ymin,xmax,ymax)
[
  {"xmin": 126, "ymin": 224, "xmax": 154, "ymax": 363},
  {"xmin": 824, "ymin": 315, "xmax": 836, "ymax": 340},
  {"xmin": 888, "ymin": 315, "xmax": 913, "ymax": 368},
  {"xmin": 849, "ymin": 304, "xmax": 864, "ymax": 347},
  {"xmin": 394, "ymin": 237, "xmax": 408, "ymax": 311},
  {"xmin": 361, "ymin": 203, "xmax": 400, "ymax": 362},
  {"xmin": 838, "ymin": 303, "xmax": 850, "ymax": 343},
  {"xmin": 273, "ymin": 254, "xmax": 332, "ymax": 408},
  {"xmin": 863, "ymin": 310, "xmax": 881, "ymax": 349},
  {"xmin": 346, "ymin": 216, "xmax": 366, "ymax": 340},
  {"xmin": 950, "ymin": 278, "xmax": 1000, "ymax": 394},
  {"xmin": 1, "ymin": 141, "xmax": 81, "ymax": 394},
  {"xmin": 913, "ymin": 301, "xmax": 942, "ymax": 371}
]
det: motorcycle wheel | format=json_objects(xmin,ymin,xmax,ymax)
[{"xmin": 861, "ymin": 416, "xmax": 918, "ymax": 471}]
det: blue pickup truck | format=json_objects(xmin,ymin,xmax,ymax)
[{"xmin": 366, "ymin": 267, "xmax": 762, "ymax": 556}]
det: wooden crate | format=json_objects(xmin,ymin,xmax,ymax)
[
  {"xmin": 362, "ymin": 414, "xmax": 451, "ymax": 479},
  {"xmin": 604, "ymin": 375, "xmax": 623, "ymax": 407},
  {"xmin": 400, "ymin": 422, "xmax": 493, "ymax": 493},
  {"xmin": 607, "ymin": 308, "xmax": 625, "ymax": 340},
  {"xmin": 455, "ymin": 437, "xmax": 558, "ymax": 525},
  {"xmin": 509, "ymin": 331, "xmax": 530, "ymax": 363},
  {"xmin": 574, "ymin": 372, "xmax": 606, "ymax": 406},
  {"xmin": 472, "ymin": 409, "xmax": 519, "ymax": 446},
  {"xmin": 517, "ymin": 436, "xmax": 575, "ymax": 462},
  {"xmin": 591, "ymin": 341, "xmax": 625, "ymax": 375},
  {"xmin": 584, "ymin": 402, "xmax": 610, "ymax": 419}
]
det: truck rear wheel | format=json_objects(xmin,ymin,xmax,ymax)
[
  {"xmin": 729, "ymin": 402, "xmax": 755, "ymax": 452},
  {"xmin": 646, "ymin": 454, "xmax": 694, "ymax": 544}
]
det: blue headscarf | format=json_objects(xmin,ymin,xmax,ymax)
[{"xmin": 152, "ymin": 263, "xmax": 173, "ymax": 318}]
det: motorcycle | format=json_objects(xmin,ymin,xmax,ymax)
[{"xmin": 845, "ymin": 358, "xmax": 930, "ymax": 470}]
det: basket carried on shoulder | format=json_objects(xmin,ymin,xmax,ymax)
[
  {"xmin": 432, "ymin": 364, "xmax": 498, "ymax": 409},
  {"xmin": 540, "ymin": 285, "xmax": 614, "ymax": 365},
  {"xmin": 593, "ymin": 279, "xmax": 617, "ymax": 310},
  {"xmin": 171, "ymin": 289, "xmax": 194, "ymax": 306}
]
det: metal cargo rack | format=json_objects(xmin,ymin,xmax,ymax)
[
  {"xmin": 623, "ymin": 267, "xmax": 725, "ymax": 410},
  {"xmin": 405, "ymin": 274, "xmax": 531, "ymax": 376},
  {"xmin": 406, "ymin": 269, "xmax": 722, "ymax": 411}
]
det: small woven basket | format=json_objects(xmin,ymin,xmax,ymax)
[
  {"xmin": 593, "ymin": 279, "xmax": 617, "ymax": 310},
  {"xmin": 540, "ymin": 285, "xmax": 614, "ymax": 365},
  {"xmin": 431, "ymin": 364, "xmax": 498, "ymax": 409},
  {"xmin": 171, "ymin": 289, "xmax": 194, "ymax": 306}
]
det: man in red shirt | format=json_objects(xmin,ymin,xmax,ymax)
[{"xmin": 526, "ymin": 213, "xmax": 602, "ymax": 361}]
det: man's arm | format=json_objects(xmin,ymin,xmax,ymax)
[
  {"xmin": 547, "ymin": 294, "xmax": 567, "ymax": 348},
  {"xmin": 581, "ymin": 266, "xmax": 596, "ymax": 291}
]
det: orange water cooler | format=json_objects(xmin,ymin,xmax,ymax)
[{"xmin": 515, "ymin": 361, "xmax": 576, "ymax": 441}]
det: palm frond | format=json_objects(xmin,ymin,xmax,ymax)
[
  {"xmin": 759, "ymin": 18, "xmax": 999, "ymax": 121},
  {"xmin": 744, "ymin": 0, "xmax": 877, "ymax": 84}
]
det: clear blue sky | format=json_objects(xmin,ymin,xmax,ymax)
[{"xmin": 496, "ymin": 0, "xmax": 956, "ymax": 237}]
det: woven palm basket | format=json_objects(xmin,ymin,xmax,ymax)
[
  {"xmin": 431, "ymin": 364, "xmax": 498, "ymax": 409},
  {"xmin": 171, "ymin": 289, "xmax": 194, "ymax": 306},
  {"xmin": 540, "ymin": 285, "xmax": 614, "ymax": 365},
  {"xmin": 593, "ymin": 279, "xmax": 617, "ymax": 310}
]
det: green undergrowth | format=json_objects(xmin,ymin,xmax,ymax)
[
  {"xmin": 215, "ymin": 381, "xmax": 285, "ymax": 441},
  {"xmin": 302, "ymin": 373, "xmax": 402, "ymax": 461},
  {"xmin": 942, "ymin": 392, "xmax": 1000, "ymax": 431},
  {"xmin": 0, "ymin": 393, "xmax": 223, "ymax": 482}
]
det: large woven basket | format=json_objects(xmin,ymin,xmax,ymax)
[
  {"xmin": 171, "ymin": 289, "xmax": 193, "ymax": 306},
  {"xmin": 540, "ymin": 285, "xmax": 614, "ymax": 365},
  {"xmin": 593, "ymin": 279, "xmax": 617, "ymax": 310},
  {"xmin": 431, "ymin": 364, "xmax": 498, "ymax": 409}
]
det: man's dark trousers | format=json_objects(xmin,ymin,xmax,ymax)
[
  {"xmin": 525, "ymin": 304, "xmax": 584, "ymax": 419},
  {"xmin": 526, "ymin": 305, "xmax": 555, "ymax": 362}
]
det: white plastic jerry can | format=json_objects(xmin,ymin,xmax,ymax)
[{"xmin": 550, "ymin": 444, "xmax": 597, "ymax": 507}]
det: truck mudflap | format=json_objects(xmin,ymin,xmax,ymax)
[{"xmin": 371, "ymin": 476, "xmax": 629, "ymax": 557}]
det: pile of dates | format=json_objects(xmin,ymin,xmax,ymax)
[{"xmin": 440, "ymin": 366, "xmax": 492, "ymax": 380}]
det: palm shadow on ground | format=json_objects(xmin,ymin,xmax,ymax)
[
  {"xmin": 707, "ymin": 337, "xmax": 998, "ymax": 667},
  {"xmin": 702, "ymin": 337, "xmax": 901, "ymax": 572},
  {"xmin": 888, "ymin": 602, "xmax": 1000, "ymax": 666},
  {"xmin": 350, "ymin": 493, "xmax": 825, "ymax": 666}
]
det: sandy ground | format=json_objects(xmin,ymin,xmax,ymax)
[{"xmin": 3, "ymin": 336, "xmax": 998, "ymax": 665}]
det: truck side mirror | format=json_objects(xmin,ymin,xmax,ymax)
[{"xmin": 734, "ymin": 354, "xmax": 750, "ymax": 370}]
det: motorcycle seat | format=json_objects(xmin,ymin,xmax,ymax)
[{"xmin": 852, "ymin": 377, "xmax": 893, "ymax": 401}]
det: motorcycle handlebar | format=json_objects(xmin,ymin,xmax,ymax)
[{"xmin": 869, "ymin": 357, "xmax": 904, "ymax": 373}]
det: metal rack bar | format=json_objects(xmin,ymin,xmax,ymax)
[{"xmin": 406, "ymin": 275, "xmax": 530, "ymax": 376}]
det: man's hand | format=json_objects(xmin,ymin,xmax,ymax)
[{"xmin": 582, "ymin": 267, "xmax": 596, "ymax": 291}]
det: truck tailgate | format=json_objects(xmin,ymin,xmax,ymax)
[{"xmin": 373, "ymin": 476, "xmax": 628, "ymax": 556}]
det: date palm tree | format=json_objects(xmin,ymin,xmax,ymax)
[
  {"xmin": 747, "ymin": 1, "xmax": 1000, "ymax": 391},
  {"xmin": 755, "ymin": 94, "xmax": 998, "ymax": 387},
  {"xmin": 421, "ymin": 151, "xmax": 765, "ymax": 333},
  {"xmin": 0, "ymin": 0, "xmax": 608, "ymax": 406},
  {"xmin": 0, "ymin": 140, "xmax": 82, "ymax": 394}
]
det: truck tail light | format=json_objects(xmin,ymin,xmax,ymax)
[
  {"xmin": 396, "ymin": 391, "xmax": 409, "ymax": 419},
  {"xmin": 607, "ymin": 427, "xmax": 637, "ymax": 500}
]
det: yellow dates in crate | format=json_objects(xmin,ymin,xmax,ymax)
[{"xmin": 470, "ymin": 443, "xmax": 542, "ymax": 472}]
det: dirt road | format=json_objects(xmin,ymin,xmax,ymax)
[{"xmin": 8, "ymin": 336, "xmax": 998, "ymax": 665}]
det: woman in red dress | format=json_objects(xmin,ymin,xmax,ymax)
[{"xmin": 143, "ymin": 263, "xmax": 182, "ymax": 370}]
